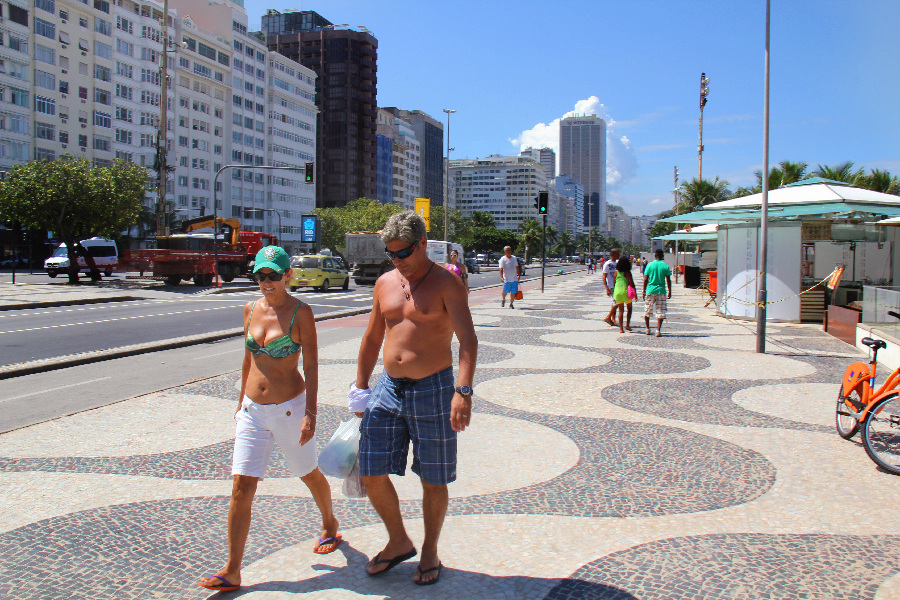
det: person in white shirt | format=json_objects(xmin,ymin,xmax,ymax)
[
  {"xmin": 498, "ymin": 246, "xmax": 521, "ymax": 309},
  {"xmin": 602, "ymin": 248, "xmax": 620, "ymax": 326}
]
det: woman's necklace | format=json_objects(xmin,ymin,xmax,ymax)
[{"xmin": 401, "ymin": 262, "xmax": 435, "ymax": 300}]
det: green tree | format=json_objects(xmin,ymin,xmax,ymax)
[
  {"xmin": 313, "ymin": 198, "xmax": 404, "ymax": 255},
  {"xmin": 543, "ymin": 225, "xmax": 559, "ymax": 257},
  {"xmin": 752, "ymin": 160, "xmax": 808, "ymax": 192},
  {"xmin": 556, "ymin": 231, "xmax": 575, "ymax": 257},
  {"xmin": 809, "ymin": 161, "xmax": 865, "ymax": 185},
  {"xmin": 470, "ymin": 210, "xmax": 496, "ymax": 228},
  {"xmin": 427, "ymin": 205, "xmax": 468, "ymax": 243},
  {"xmin": 862, "ymin": 169, "xmax": 900, "ymax": 195},
  {"xmin": 468, "ymin": 226, "xmax": 517, "ymax": 255},
  {"xmin": 517, "ymin": 218, "xmax": 542, "ymax": 262},
  {"xmin": 0, "ymin": 158, "xmax": 147, "ymax": 282},
  {"xmin": 677, "ymin": 177, "xmax": 732, "ymax": 213}
]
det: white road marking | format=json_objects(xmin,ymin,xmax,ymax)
[
  {"xmin": 1, "ymin": 376, "xmax": 112, "ymax": 403},
  {"xmin": 193, "ymin": 347, "xmax": 243, "ymax": 360},
  {"xmin": 0, "ymin": 305, "xmax": 239, "ymax": 335}
]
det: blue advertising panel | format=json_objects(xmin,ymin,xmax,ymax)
[{"xmin": 301, "ymin": 215, "xmax": 318, "ymax": 243}]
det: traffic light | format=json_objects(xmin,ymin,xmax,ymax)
[
  {"xmin": 538, "ymin": 191, "xmax": 549, "ymax": 216},
  {"xmin": 305, "ymin": 162, "xmax": 314, "ymax": 183}
]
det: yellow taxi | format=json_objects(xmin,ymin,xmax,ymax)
[{"xmin": 288, "ymin": 254, "xmax": 350, "ymax": 292}]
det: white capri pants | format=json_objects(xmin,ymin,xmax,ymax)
[{"xmin": 232, "ymin": 392, "xmax": 318, "ymax": 479}]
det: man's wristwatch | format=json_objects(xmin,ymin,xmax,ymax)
[{"xmin": 455, "ymin": 385, "xmax": 473, "ymax": 397}]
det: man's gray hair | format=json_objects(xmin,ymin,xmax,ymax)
[{"xmin": 381, "ymin": 210, "xmax": 427, "ymax": 245}]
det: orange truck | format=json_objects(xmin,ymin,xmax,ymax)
[{"xmin": 123, "ymin": 216, "xmax": 276, "ymax": 286}]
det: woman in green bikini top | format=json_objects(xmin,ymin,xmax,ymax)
[{"xmin": 198, "ymin": 246, "xmax": 340, "ymax": 594}]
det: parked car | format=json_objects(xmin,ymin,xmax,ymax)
[
  {"xmin": 44, "ymin": 237, "xmax": 118, "ymax": 278},
  {"xmin": 288, "ymin": 254, "xmax": 349, "ymax": 292},
  {"xmin": 464, "ymin": 258, "xmax": 480, "ymax": 274}
]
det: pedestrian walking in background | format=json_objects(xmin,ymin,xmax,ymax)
[
  {"xmin": 197, "ymin": 246, "xmax": 339, "ymax": 594},
  {"xmin": 586, "ymin": 257, "xmax": 594, "ymax": 274},
  {"xmin": 602, "ymin": 248, "xmax": 620, "ymax": 326},
  {"xmin": 642, "ymin": 248, "xmax": 673, "ymax": 337},
  {"xmin": 444, "ymin": 249, "xmax": 469, "ymax": 294},
  {"xmin": 607, "ymin": 255, "xmax": 636, "ymax": 332},
  {"xmin": 499, "ymin": 246, "xmax": 521, "ymax": 309},
  {"xmin": 350, "ymin": 211, "xmax": 478, "ymax": 586}
]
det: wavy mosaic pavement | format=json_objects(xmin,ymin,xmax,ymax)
[{"xmin": 2, "ymin": 273, "xmax": 898, "ymax": 599}]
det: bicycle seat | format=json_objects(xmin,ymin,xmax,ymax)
[{"xmin": 862, "ymin": 337, "xmax": 887, "ymax": 350}]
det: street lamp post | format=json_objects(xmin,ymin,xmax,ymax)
[
  {"xmin": 212, "ymin": 164, "xmax": 309, "ymax": 286},
  {"xmin": 698, "ymin": 72, "xmax": 710, "ymax": 181},
  {"xmin": 443, "ymin": 108, "xmax": 455, "ymax": 241}
]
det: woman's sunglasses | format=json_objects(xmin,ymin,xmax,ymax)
[
  {"xmin": 384, "ymin": 240, "xmax": 419, "ymax": 260},
  {"xmin": 254, "ymin": 271, "xmax": 284, "ymax": 282}
]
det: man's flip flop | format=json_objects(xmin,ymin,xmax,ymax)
[
  {"xmin": 414, "ymin": 562, "xmax": 443, "ymax": 586},
  {"xmin": 366, "ymin": 548, "xmax": 418, "ymax": 576},
  {"xmin": 313, "ymin": 534, "xmax": 343, "ymax": 555},
  {"xmin": 197, "ymin": 574, "xmax": 240, "ymax": 592}
]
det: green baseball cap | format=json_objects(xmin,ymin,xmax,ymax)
[{"xmin": 253, "ymin": 246, "xmax": 290, "ymax": 273}]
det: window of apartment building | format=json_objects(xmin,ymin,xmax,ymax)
[
  {"xmin": 139, "ymin": 133, "xmax": 153, "ymax": 147},
  {"xmin": 213, "ymin": 126, "xmax": 221, "ymax": 137},
  {"xmin": 116, "ymin": 16, "xmax": 133, "ymax": 34},
  {"xmin": 35, "ymin": 148, "xmax": 56, "ymax": 161},
  {"xmin": 231, "ymin": 131, "xmax": 242, "ymax": 144},
  {"xmin": 93, "ymin": 0, "xmax": 110, "ymax": 14},
  {"xmin": 178, "ymin": 175, "xmax": 187, "ymax": 187},
  {"xmin": 59, "ymin": 81, "xmax": 68, "ymax": 94},
  {"xmin": 117, "ymin": 61, "xmax": 133, "ymax": 78},
  {"xmin": 35, "ymin": 121, "xmax": 55, "ymax": 141},
  {"xmin": 115, "ymin": 151, "xmax": 133, "ymax": 162},
  {"xmin": 7, "ymin": 5, "xmax": 28, "ymax": 27},
  {"xmin": 78, "ymin": 134, "xmax": 87, "ymax": 147},
  {"xmin": 94, "ymin": 41, "xmax": 112, "ymax": 60},
  {"xmin": 179, "ymin": 56, "xmax": 189, "ymax": 69},
  {"xmin": 232, "ymin": 113, "xmax": 242, "ymax": 126},
  {"xmin": 115, "ymin": 128, "xmax": 132, "ymax": 144},
  {"xmin": 35, "ymin": 96, "xmax": 55, "ymax": 115},
  {"xmin": 94, "ymin": 18, "xmax": 111, "ymax": 36},
  {"xmin": 178, "ymin": 135, "xmax": 188, "ymax": 147},
  {"xmin": 213, "ymin": 107, "xmax": 223, "ymax": 119},
  {"xmin": 93, "ymin": 111, "xmax": 111, "ymax": 127},
  {"xmin": 244, "ymin": 98, "xmax": 253, "ymax": 110},
  {"xmin": 179, "ymin": 156, "xmax": 187, "ymax": 166},
  {"xmin": 217, "ymin": 51, "xmax": 229, "ymax": 67},
  {"xmin": 115, "ymin": 84, "xmax": 132, "ymax": 101},
  {"xmin": 79, "ymin": 62, "xmax": 88, "ymax": 76},
  {"xmin": 93, "ymin": 136, "xmax": 111, "ymax": 151},
  {"xmin": 94, "ymin": 64, "xmax": 111, "ymax": 82},
  {"xmin": 36, "ymin": 0, "xmax": 55, "ymax": 14},
  {"xmin": 58, "ymin": 9, "xmax": 68, "ymax": 21},
  {"xmin": 34, "ymin": 69, "xmax": 55, "ymax": 90},
  {"xmin": 233, "ymin": 39, "xmax": 243, "ymax": 52},
  {"xmin": 78, "ymin": 86, "xmax": 88, "ymax": 99},
  {"xmin": 34, "ymin": 44, "xmax": 55, "ymax": 65},
  {"xmin": 192, "ymin": 139, "xmax": 208, "ymax": 151},
  {"xmin": 59, "ymin": 131, "xmax": 69, "ymax": 144},
  {"xmin": 214, "ymin": 144, "xmax": 222, "ymax": 155},
  {"xmin": 116, "ymin": 39, "xmax": 133, "ymax": 56},
  {"xmin": 94, "ymin": 88, "xmax": 111, "ymax": 105},
  {"xmin": 79, "ymin": 16, "xmax": 87, "ymax": 28},
  {"xmin": 34, "ymin": 18, "xmax": 55, "ymax": 39},
  {"xmin": 243, "ymin": 116, "xmax": 253, "ymax": 128},
  {"xmin": 116, "ymin": 106, "xmax": 133, "ymax": 122},
  {"xmin": 6, "ymin": 33, "xmax": 29, "ymax": 54}
]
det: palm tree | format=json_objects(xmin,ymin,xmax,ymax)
[
  {"xmin": 678, "ymin": 177, "xmax": 732, "ymax": 213},
  {"xmin": 863, "ymin": 169, "xmax": 900, "ymax": 195},
  {"xmin": 543, "ymin": 225, "xmax": 559, "ymax": 256},
  {"xmin": 517, "ymin": 218, "xmax": 541, "ymax": 262},
  {"xmin": 556, "ymin": 231, "xmax": 574, "ymax": 257},
  {"xmin": 810, "ymin": 162, "xmax": 865, "ymax": 185},
  {"xmin": 471, "ymin": 210, "xmax": 495, "ymax": 228}
]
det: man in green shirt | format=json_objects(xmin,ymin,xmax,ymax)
[{"xmin": 642, "ymin": 249, "xmax": 672, "ymax": 337}]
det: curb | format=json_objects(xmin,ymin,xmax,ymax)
[
  {"xmin": 0, "ymin": 296, "xmax": 146, "ymax": 311},
  {"xmin": 0, "ymin": 306, "xmax": 372, "ymax": 380}
]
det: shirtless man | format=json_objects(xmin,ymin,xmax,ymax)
[{"xmin": 349, "ymin": 211, "xmax": 477, "ymax": 586}]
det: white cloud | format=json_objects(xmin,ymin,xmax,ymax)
[{"xmin": 510, "ymin": 96, "xmax": 639, "ymax": 190}]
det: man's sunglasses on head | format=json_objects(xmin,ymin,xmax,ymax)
[
  {"xmin": 254, "ymin": 271, "xmax": 284, "ymax": 282},
  {"xmin": 384, "ymin": 241, "xmax": 419, "ymax": 260}
]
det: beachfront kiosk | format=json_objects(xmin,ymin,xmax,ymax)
[{"xmin": 661, "ymin": 179, "xmax": 900, "ymax": 325}]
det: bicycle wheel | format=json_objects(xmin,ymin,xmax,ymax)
[
  {"xmin": 862, "ymin": 394, "xmax": 900, "ymax": 475},
  {"xmin": 835, "ymin": 383, "xmax": 861, "ymax": 439}
]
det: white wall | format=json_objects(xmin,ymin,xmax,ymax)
[{"xmin": 719, "ymin": 224, "xmax": 801, "ymax": 321}]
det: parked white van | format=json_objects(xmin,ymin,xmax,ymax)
[{"xmin": 44, "ymin": 238, "xmax": 119, "ymax": 278}]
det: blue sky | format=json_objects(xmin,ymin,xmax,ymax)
[{"xmin": 243, "ymin": 0, "xmax": 900, "ymax": 217}]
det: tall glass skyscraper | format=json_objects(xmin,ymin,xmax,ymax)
[{"xmin": 559, "ymin": 115, "xmax": 606, "ymax": 233}]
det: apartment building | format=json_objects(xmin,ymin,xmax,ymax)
[
  {"xmin": 376, "ymin": 107, "xmax": 420, "ymax": 209},
  {"xmin": 559, "ymin": 115, "xmax": 606, "ymax": 233},
  {"xmin": 0, "ymin": 0, "xmax": 32, "ymax": 169},
  {"xmin": 9, "ymin": 0, "xmax": 316, "ymax": 252},
  {"xmin": 450, "ymin": 154, "xmax": 549, "ymax": 231},
  {"xmin": 554, "ymin": 176, "xmax": 583, "ymax": 236}
]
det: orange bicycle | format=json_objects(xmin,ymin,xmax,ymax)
[{"xmin": 836, "ymin": 311, "xmax": 900, "ymax": 475}]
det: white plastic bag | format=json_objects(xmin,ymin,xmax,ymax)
[
  {"xmin": 341, "ymin": 454, "xmax": 366, "ymax": 498},
  {"xmin": 318, "ymin": 416, "xmax": 361, "ymax": 478}
]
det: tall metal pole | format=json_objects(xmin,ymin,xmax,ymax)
[
  {"xmin": 541, "ymin": 214, "xmax": 546, "ymax": 292},
  {"xmin": 443, "ymin": 109, "xmax": 455, "ymax": 241},
  {"xmin": 155, "ymin": 0, "xmax": 169, "ymax": 236},
  {"xmin": 756, "ymin": 0, "xmax": 771, "ymax": 353},
  {"xmin": 673, "ymin": 166, "xmax": 679, "ymax": 283},
  {"xmin": 698, "ymin": 72, "xmax": 709, "ymax": 181}
]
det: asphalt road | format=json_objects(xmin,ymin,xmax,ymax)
[{"xmin": 0, "ymin": 264, "xmax": 582, "ymax": 367}]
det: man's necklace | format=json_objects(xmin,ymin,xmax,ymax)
[{"xmin": 401, "ymin": 262, "xmax": 435, "ymax": 301}]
